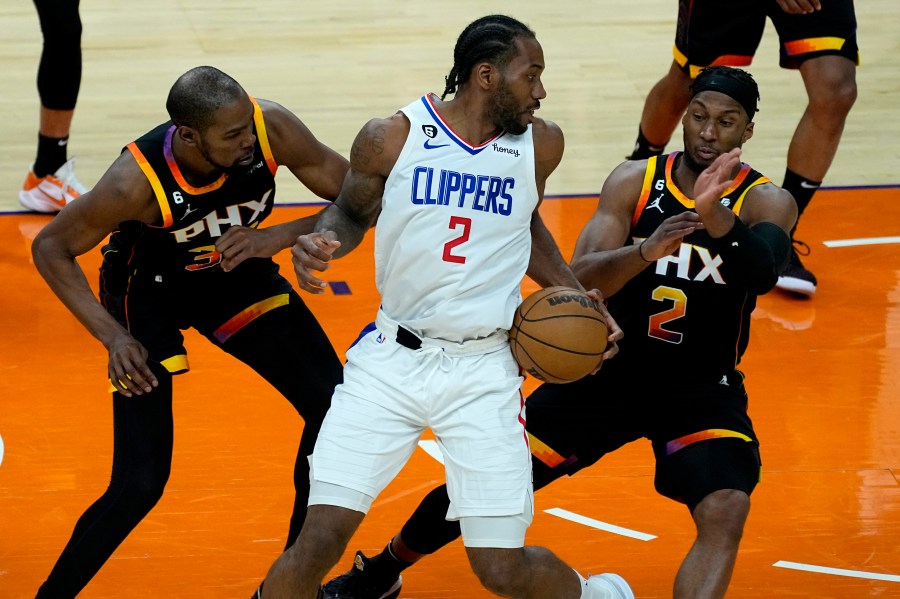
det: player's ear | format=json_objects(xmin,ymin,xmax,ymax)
[
  {"xmin": 177, "ymin": 125, "xmax": 200, "ymax": 147},
  {"xmin": 742, "ymin": 121, "xmax": 754, "ymax": 144},
  {"xmin": 474, "ymin": 62, "xmax": 496, "ymax": 91}
]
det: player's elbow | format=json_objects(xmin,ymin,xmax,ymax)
[{"xmin": 741, "ymin": 266, "xmax": 779, "ymax": 295}]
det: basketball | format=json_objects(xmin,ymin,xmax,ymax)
[{"xmin": 509, "ymin": 286, "xmax": 608, "ymax": 384}]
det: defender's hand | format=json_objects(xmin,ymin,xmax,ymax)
[
  {"xmin": 292, "ymin": 231, "xmax": 341, "ymax": 293},
  {"xmin": 217, "ymin": 226, "xmax": 280, "ymax": 272}
]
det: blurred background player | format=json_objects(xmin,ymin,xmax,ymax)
[
  {"xmin": 20, "ymin": 0, "xmax": 89, "ymax": 213},
  {"xmin": 627, "ymin": 0, "xmax": 857, "ymax": 296}
]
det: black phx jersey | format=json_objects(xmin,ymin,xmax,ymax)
[
  {"xmin": 608, "ymin": 152, "xmax": 771, "ymax": 381},
  {"xmin": 105, "ymin": 96, "xmax": 279, "ymax": 283}
]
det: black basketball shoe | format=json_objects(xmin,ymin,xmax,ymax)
[
  {"xmin": 776, "ymin": 240, "xmax": 817, "ymax": 297},
  {"xmin": 322, "ymin": 551, "xmax": 402, "ymax": 599}
]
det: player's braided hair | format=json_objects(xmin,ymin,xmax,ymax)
[
  {"xmin": 441, "ymin": 15, "xmax": 536, "ymax": 100},
  {"xmin": 167, "ymin": 66, "xmax": 245, "ymax": 131}
]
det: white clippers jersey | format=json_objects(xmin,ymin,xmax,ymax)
[{"xmin": 375, "ymin": 94, "xmax": 539, "ymax": 343}]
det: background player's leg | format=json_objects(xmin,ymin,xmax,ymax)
[
  {"xmin": 219, "ymin": 293, "xmax": 342, "ymax": 547},
  {"xmin": 36, "ymin": 362, "xmax": 174, "ymax": 598},
  {"xmin": 22, "ymin": 0, "xmax": 87, "ymax": 214},
  {"xmin": 784, "ymin": 55, "xmax": 858, "ymax": 218},
  {"xmin": 777, "ymin": 55, "xmax": 857, "ymax": 295},
  {"xmin": 628, "ymin": 61, "xmax": 693, "ymax": 159}
]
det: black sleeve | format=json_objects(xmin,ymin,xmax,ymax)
[{"xmin": 708, "ymin": 218, "xmax": 791, "ymax": 294}]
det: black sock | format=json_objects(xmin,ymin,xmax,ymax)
[
  {"xmin": 782, "ymin": 168, "xmax": 821, "ymax": 236},
  {"xmin": 34, "ymin": 133, "xmax": 69, "ymax": 177},
  {"xmin": 627, "ymin": 127, "xmax": 666, "ymax": 160},
  {"xmin": 368, "ymin": 542, "xmax": 415, "ymax": 580}
]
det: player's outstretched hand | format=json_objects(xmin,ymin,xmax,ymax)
[
  {"xmin": 217, "ymin": 226, "xmax": 281, "ymax": 272},
  {"xmin": 694, "ymin": 148, "xmax": 741, "ymax": 216},
  {"xmin": 107, "ymin": 332, "xmax": 158, "ymax": 397},
  {"xmin": 292, "ymin": 231, "xmax": 341, "ymax": 293},
  {"xmin": 642, "ymin": 212, "xmax": 704, "ymax": 261}
]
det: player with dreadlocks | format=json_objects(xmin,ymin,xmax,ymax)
[{"xmin": 255, "ymin": 14, "xmax": 631, "ymax": 599}]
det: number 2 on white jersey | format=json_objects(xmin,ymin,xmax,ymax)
[{"xmin": 442, "ymin": 215, "xmax": 471, "ymax": 264}]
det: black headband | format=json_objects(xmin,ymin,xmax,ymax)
[{"xmin": 691, "ymin": 73, "xmax": 758, "ymax": 119}]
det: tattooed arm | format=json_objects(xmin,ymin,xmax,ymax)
[{"xmin": 292, "ymin": 113, "xmax": 410, "ymax": 292}]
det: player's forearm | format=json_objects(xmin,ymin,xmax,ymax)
[
  {"xmin": 571, "ymin": 244, "xmax": 652, "ymax": 298},
  {"xmin": 527, "ymin": 214, "xmax": 581, "ymax": 288},
  {"xmin": 527, "ymin": 247, "xmax": 580, "ymax": 289},
  {"xmin": 708, "ymin": 220, "xmax": 791, "ymax": 294},
  {"xmin": 314, "ymin": 202, "xmax": 370, "ymax": 259},
  {"xmin": 32, "ymin": 247, "xmax": 130, "ymax": 350},
  {"xmin": 265, "ymin": 213, "xmax": 322, "ymax": 251}
]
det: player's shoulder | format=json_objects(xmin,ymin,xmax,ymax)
[
  {"xmin": 745, "ymin": 177, "xmax": 795, "ymax": 206},
  {"xmin": 77, "ymin": 150, "xmax": 160, "ymax": 225},
  {"xmin": 605, "ymin": 158, "xmax": 649, "ymax": 189},
  {"xmin": 361, "ymin": 111, "xmax": 411, "ymax": 139},
  {"xmin": 530, "ymin": 117, "xmax": 564, "ymax": 166},
  {"xmin": 254, "ymin": 97, "xmax": 289, "ymax": 122},
  {"xmin": 253, "ymin": 97, "xmax": 303, "ymax": 140},
  {"xmin": 740, "ymin": 175, "xmax": 798, "ymax": 229},
  {"xmin": 354, "ymin": 112, "xmax": 411, "ymax": 153},
  {"xmin": 530, "ymin": 117, "xmax": 563, "ymax": 144},
  {"xmin": 350, "ymin": 112, "xmax": 410, "ymax": 174}
]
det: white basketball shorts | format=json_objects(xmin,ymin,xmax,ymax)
[{"xmin": 309, "ymin": 314, "xmax": 534, "ymax": 546}]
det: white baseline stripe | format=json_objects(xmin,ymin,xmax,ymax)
[
  {"xmin": 773, "ymin": 560, "xmax": 900, "ymax": 583},
  {"xmin": 544, "ymin": 507, "xmax": 656, "ymax": 541},
  {"xmin": 417, "ymin": 440, "xmax": 444, "ymax": 464},
  {"xmin": 823, "ymin": 236, "xmax": 900, "ymax": 248}
]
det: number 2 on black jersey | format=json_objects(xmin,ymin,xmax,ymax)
[{"xmin": 649, "ymin": 285, "xmax": 686, "ymax": 344}]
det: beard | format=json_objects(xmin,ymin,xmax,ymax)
[
  {"xmin": 198, "ymin": 140, "xmax": 255, "ymax": 176},
  {"xmin": 681, "ymin": 147, "xmax": 710, "ymax": 174},
  {"xmin": 488, "ymin": 80, "xmax": 530, "ymax": 135}
]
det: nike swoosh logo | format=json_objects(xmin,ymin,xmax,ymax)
[
  {"xmin": 423, "ymin": 140, "xmax": 449, "ymax": 150},
  {"xmin": 35, "ymin": 186, "xmax": 67, "ymax": 207},
  {"xmin": 799, "ymin": 181, "xmax": 819, "ymax": 189}
]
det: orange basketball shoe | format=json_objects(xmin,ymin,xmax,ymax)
[{"xmin": 19, "ymin": 158, "xmax": 88, "ymax": 213}]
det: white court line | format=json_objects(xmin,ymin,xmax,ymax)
[
  {"xmin": 418, "ymin": 440, "xmax": 444, "ymax": 464},
  {"xmin": 823, "ymin": 236, "xmax": 900, "ymax": 248},
  {"xmin": 773, "ymin": 560, "xmax": 900, "ymax": 583},
  {"xmin": 544, "ymin": 507, "xmax": 656, "ymax": 541}
]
